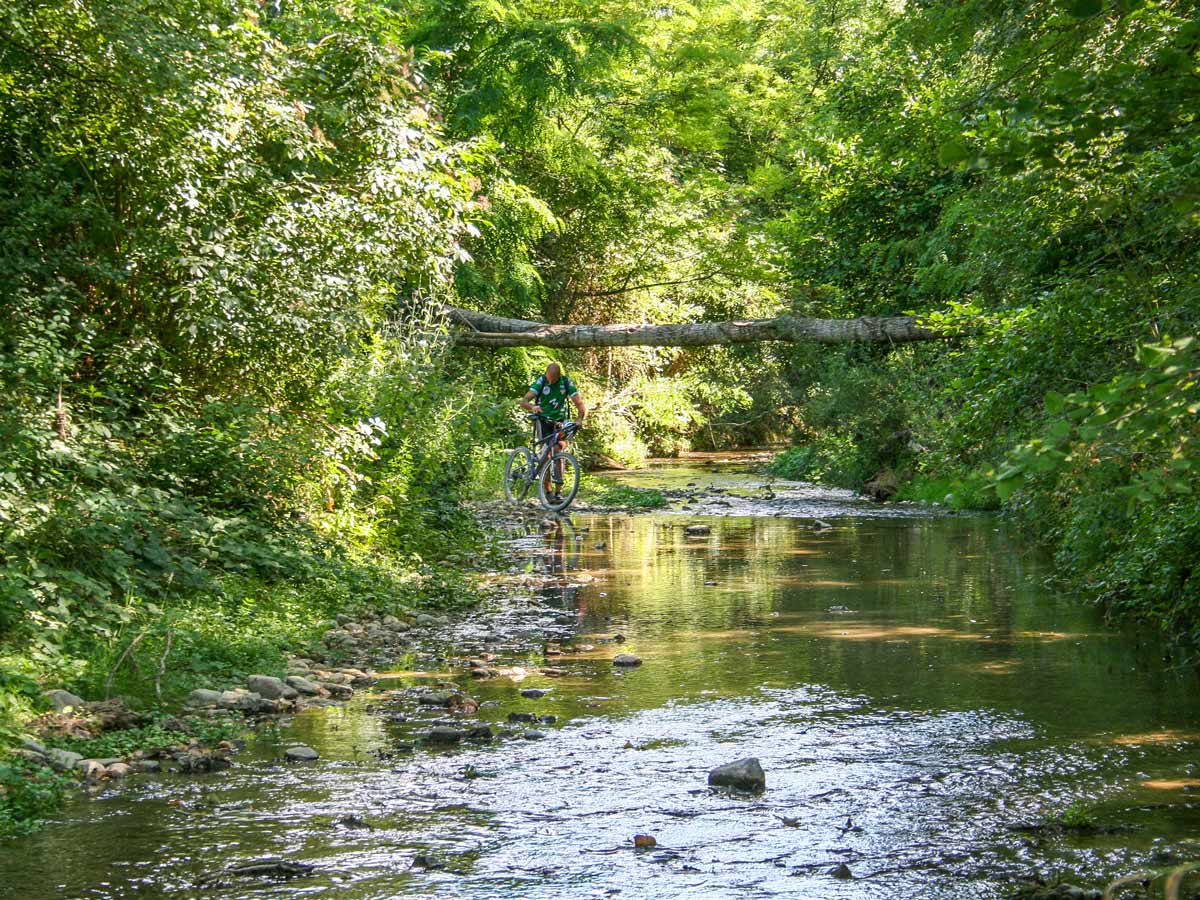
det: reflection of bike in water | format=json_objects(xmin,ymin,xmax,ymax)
[{"xmin": 537, "ymin": 518, "xmax": 584, "ymax": 608}]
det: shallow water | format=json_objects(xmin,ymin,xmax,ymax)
[{"xmin": 3, "ymin": 465, "xmax": 1200, "ymax": 899}]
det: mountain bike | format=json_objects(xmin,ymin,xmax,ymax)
[{"xmin": 503, "ymin": 414, "xmax": 582, "ymax": 512}]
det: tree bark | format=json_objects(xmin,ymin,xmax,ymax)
[{"xmin": 444, "ymin": 305, "xmax": 952, "ymax": 348}]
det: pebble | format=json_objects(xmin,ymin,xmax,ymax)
[
  {"xmin": 523, "ymin": 730, "xmax": 547, "ymax": 740},
  {"xmin": 284, "ymin": 745, "xmax": 320, "ymax": 762},
  {"xmin": 520, "ymin": 689, "xmax": 547, "ymax": 699},
  {"xmin": 613, "ymin": 653, "xmax": 642, "ymax": 667}
]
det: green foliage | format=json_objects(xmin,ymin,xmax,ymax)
[
  {"xmin": 993, "ymin": 337, "xmax": 1198, "ymax": 505},
  {"xmin": 44, "ymin": 717, "xmax": 242, "ymax": 761},
  {"xmin": 0, "ymin": 758, "xmax": 69, "ymax": 838},
  {"xmin": 581, "ymin": 481, "xmax": 667, "ymax": 510}
]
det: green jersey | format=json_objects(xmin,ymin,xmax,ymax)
[{"xmin": 529, "ymin": 373, "xmax": 578, "ymax": 421}]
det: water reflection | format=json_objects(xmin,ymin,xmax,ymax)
[{"xmin": 2, "ymin": 502, "xmax": 1200, "ymax": 900}]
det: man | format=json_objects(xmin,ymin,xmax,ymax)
[{"xmin": 520, "ymin": 362, "xmax": 587, "ymax": 503}]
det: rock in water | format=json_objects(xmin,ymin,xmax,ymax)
[
  {"xmin": 684, "ymin": 524, "xmax": 711, "ymax": 536},
  {"xmin": 285, "ymin": 676, "xmax": 326, "ymax": 697},
  {"xmin": 284, "ymin": 745, "xmax": 319, "ymax": 762},
  {"xmin": 829, "ymin": 863, "xmax": 853, "ymax": 880},
  {"xmin": 247, "ymin": 675, "xmax": 299, "ymax": 700},
  {"xmin": 612, "ymin": 653, "xmax": 642, "ymax": 667},
  {"xmin": 425, "ymin": 726, "xmax": 464, "ymax": 744},
  {"xmin": 708, "ymin": 757, "xmax": 766, "ymax": 792},
  {"xmin": 633, "ymin": 834, "xmax": 657, "ymax": 848}
]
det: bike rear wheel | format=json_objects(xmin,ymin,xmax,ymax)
[
  {"xmin": 537, "ymin": 451, "xmax": 581, "ymax": 512},
  {"xmin": 503, "ymin": 447, "xmax": 537, "ymax": 503}
]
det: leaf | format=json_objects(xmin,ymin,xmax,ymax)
[
  {"xmin": 1064, "ymin": 0, "xmax": 1104, "ymax": 17},
  {"xmin": 1044, "ymin": 391, "xmax": 1066, "ymax": 415},
  {"xmin": 938, "ymin": 140, "xmax": 970, "ymax": 167}
]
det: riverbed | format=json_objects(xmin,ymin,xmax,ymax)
[{"xmin": 2, "ymin": 461, "xmax": 1198, "ymax": 899}]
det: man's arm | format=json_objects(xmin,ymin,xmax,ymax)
[
  {"xmin": 520, "ymin": 390, "xmax": 542, "ymax": 414},
  {"xmin": 572, "ymin": 392, "xmax": 587, "ymax": 424}
]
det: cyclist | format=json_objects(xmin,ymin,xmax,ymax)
[{"xmin": 519, "ymin": 362, "xmax": 587, "ymax": 504}]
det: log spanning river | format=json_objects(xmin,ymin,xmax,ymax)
[{"xmin": 2, "ymin": 458, "xmax": 1198, "ymax": 899}]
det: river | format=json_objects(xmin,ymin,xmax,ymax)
[{"xmin": 2, "ymin": 459, "xmax": 1198, "ymax": 899}]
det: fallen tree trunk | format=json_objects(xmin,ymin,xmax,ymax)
[{"xmin": 443, "ymin": 305, "xmax": 952, "ymax": 348}]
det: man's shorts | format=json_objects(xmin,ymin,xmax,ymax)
[{"xmin": 536, "ymin": 418, "xmax": 564, "ymax": 445}]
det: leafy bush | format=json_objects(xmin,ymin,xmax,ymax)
[{"xmin": 0, "ymin": 759, "xmax": 69, "ymax": 838}]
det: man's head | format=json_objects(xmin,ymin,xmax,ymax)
[{"xmin": 545, "ymin": 362, "xmax": 562, "ymax": 384}]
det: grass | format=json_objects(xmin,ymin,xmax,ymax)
[{"xmin": 580, "ymin": 480, "xmax": 668, "ymax": 509}]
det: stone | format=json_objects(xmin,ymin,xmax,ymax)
[
  {"xmin": 523, "ymin": 730, "xmax": 547, "ymax": 740},
  {"xmin": 45, "ymin": 689, "xmax": 86, "ymax": 712},
  {"xmin": 613, "ymin": 653, "xmax": 642, "ymax": 667},
  {"xmin": 520, "ymin": 689, "xmax": 547, "ymax": 699},
  {"xmin": 130, "ymin": 760, "xmax": 161, "ymax": 774},
  {"xmin": 633, "ymin": 834, "xmax": 657, "ymax": 849},
  {"xmin": 828, "ymin": 863, "xmax": 853, "ymax": 880},
  {"xmin": 284, "ymin": 745, "xmax": 320, "ymax": 762},
  {"xmin": 218, "ymin": 689, "xmax": 264, "ymax": 711},
  {"xmin": 45, "ymin": 748, "xmax": 83, "ymax": 772},
  {"xmin": 425, "ymin": 727, "xmax": 464, "ymax": 744},
  {"xmin": 418, "ymin": 691, "xmax": 455, "ymax": 707},
  {"xmin": 507, "ymin": 712, "xmax": 537, "ymax": 723},
  {"xmin": 19, "ymin": 736, "xmax": 47, "ymax": 756},
  {"xmin": 247, "ymin": 675, "xmax": 299, "ymax": 700},
  {"xmin": 185, "ymin": 688, "xmax": 224, "ymax": 708},
  {"xmin": 321, "ymin": 682, "xmax": 354, "ymax": 700},
  {"xmin": 286, "ymin": 675, "xmax": 326, "ymax": 697},
  {"xmin": 684, "ymin": 524, "xmax": 711, "ymax": 536},
  {"xmin": 708, "ymin": 757, "xmax": 766, "ymax": 793},
  {"xmin": 415, "ymin": 613, "xmax": 437, "ymax": 626},
  {"xmin": 466, "ymin": 725, "xmax": 494, "ymax": 742},
  {"xmin": 176, "ymin": 750, "xmax": 231, "ymax": 773},
  {"xmin": 863, "ymin": 468, "xmax": 899, "ymax": 502},
  {"xmin": 106, "ymin": 762, "xmax": 131, "ymax": 779},
  {"xmin": 79, "ymin": 759, "xmax": 107, "ymax": 780}
]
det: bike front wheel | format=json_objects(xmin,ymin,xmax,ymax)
[
  {"xmin": 503, "ymin": 447, "xmax": 537, "ymax": 503},
  {"xmin": 537, "ymin": 451, "xmax": 581, "ymax": 512}
]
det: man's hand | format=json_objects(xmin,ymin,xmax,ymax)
[{"xmin": 531, "ymin": 404, "xmax": 542, "ymax": 414}]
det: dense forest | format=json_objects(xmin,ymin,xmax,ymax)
[{"xmin": 1, "ymin": 0, "xmax": 1197, "ymax": 836}]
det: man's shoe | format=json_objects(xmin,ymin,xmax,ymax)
[{"xmin": 550, "ymin": 492, "xmax": 563, "ymax": 505}]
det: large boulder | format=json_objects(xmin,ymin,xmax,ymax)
[
  {"xmin": 708, "ymin": 757, "xmax": 766, "ymax": 793},
  {"xmin": 185, "ymin": 688, "xmax": 224, "ymax": 708},
  {"xmin": 284, "ymin": 745, "xmax": 319, "ymax": 762},
  {"xmin": 45, "ymin": 689, "xmax": 85, "ymax": 712},
  {"xmin": 247, "ymin": 675, "xmax": 299, "ymax": 700},
  {"xmin": 45, "ymin": 748, "xmax": 83, "ymax": 772},
  {"xmin": 285, "ymin": 676, "xmax": 326, "ymax": 697},
  {"xmin": 863, "ymin": 468, "xmax": 899, "ymax": 502}
]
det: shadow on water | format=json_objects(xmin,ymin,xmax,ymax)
[{"xmin": 3, "ymin": 467, "xmax": 1200, "ymax": 899}]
